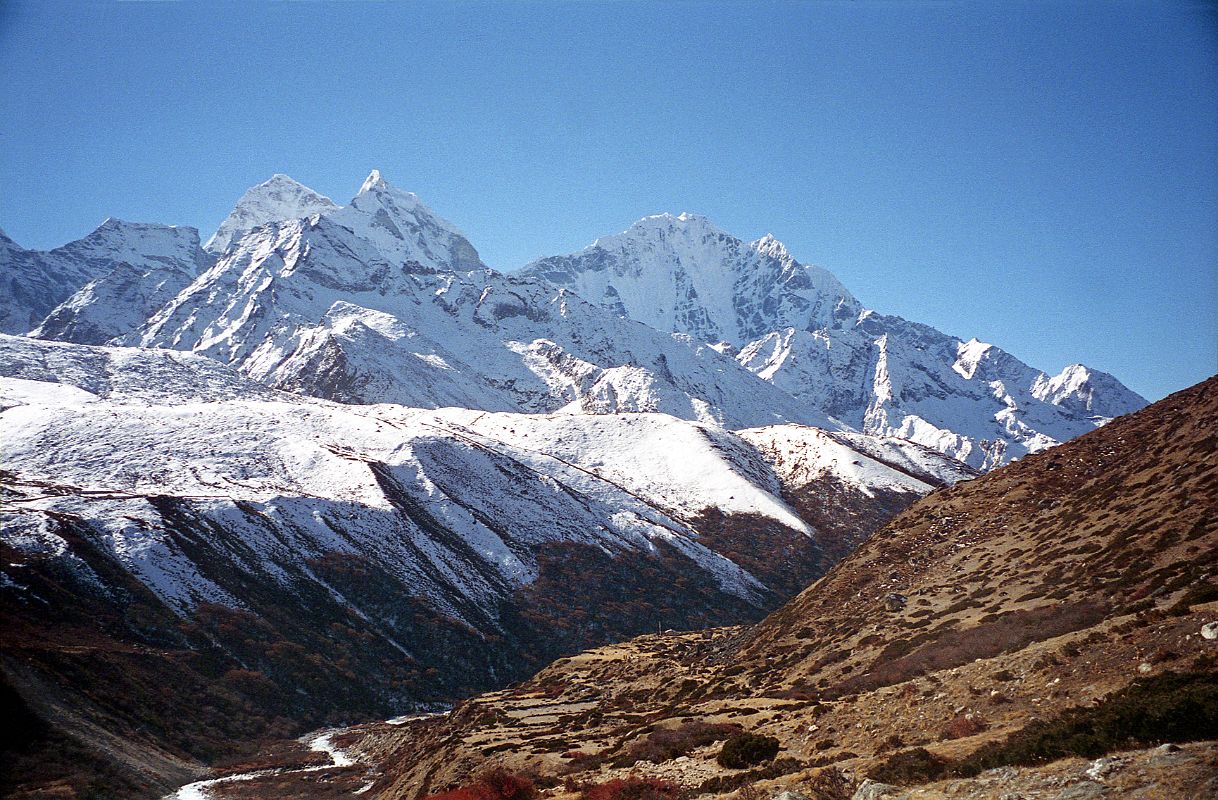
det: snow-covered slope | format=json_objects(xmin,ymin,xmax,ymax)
[
  {"xmin": 1, "ymin": 335, "xmax": 966, "ymax": 646},
  {"xmin": 0, "ymin": 220, "xmax": 205, "ymax": 336},
  {"xmin": 31, "ymin": 223, "xmax": 209, "ymax": 344},
  {"xmin": 204, "ymin": 173, "xmax": 338, "ymax": 254},
  {"xmin": 130, "ymin": 174, "xmax": 823, "ymax": 430},
  {"xmin": 521, "ymin": 215, "xmax": 1148, "ymax": 468},
  {"xmin": 740, "ymin": 425, "xmax": 976, "ymax": 500}
]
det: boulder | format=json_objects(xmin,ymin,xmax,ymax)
[
  {"xmin": 851, "ymin": 779, "xmax": 904, "ymax": 800},
  {"xmin": 883, "ymin": 594, "xmax": 908, "ymax": 612}
]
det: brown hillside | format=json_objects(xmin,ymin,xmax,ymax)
[{"xmin": 729, "ymin": 374, "xmax": 1217, "ymax": 694}]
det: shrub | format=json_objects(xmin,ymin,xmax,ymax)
[
  {"xmin": 940, "ymin": 712, "xmax": 988, "ymax": 740},
  {"xmin": 582, "ymin": 776, "xmax": 684, "ymax": 800},
  {"xmin": 867, "ymin": 747, "xmax": 948, "ymax": 785},
  {"xmin": 803, "ymin": 766, "xmax": 856, "ymax": 800},
  {"xmin": 613, "ymin": 720, "xmax": 740, "ymax": 766},
  {"xmin": 954, "ymin": 670, "xmax": 1218, "ymax": 776},
  {"xmin": 717, "ymin": 733, "xmax": 780, "ymax": 769},
  {"xmin": 429, "ymin": 768, "xmax": 535, "ymax": 800},
  {"xmin": 1169, "ymin": 582, "xmax": 1218, "ymax": 614},
  {"xmin": 695, "ymin": 757, "xmax": 803, "ymax": 794}
]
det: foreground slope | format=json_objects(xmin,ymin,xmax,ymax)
[
  {"xmin": 0, "ymin": 335, "xmax": 967, "ymax": 799},
  {"xmin": 351, "ymin": 376, "xmax": 1215, "ymax": 800}
]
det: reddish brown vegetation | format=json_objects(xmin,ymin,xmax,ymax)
[
  {"xmin": 429, "ymin": 768, "xmax": 536, "ymax": 800},
  {"xmin": 580, "ymin": 776, "xmax": 684, "ymax": 800},
  {"xmin": 940, "ymin": 712, "xmax": 988, "ymax": 741}
]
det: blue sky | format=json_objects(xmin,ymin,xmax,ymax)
[{"xmin": 1, "ymin": 1, "xmax": 1214, "ymax": 401}]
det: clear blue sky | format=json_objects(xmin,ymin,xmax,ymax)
[{"xmin": 1, "ymin": 1, "xmax": 1214, "ymax": 401}]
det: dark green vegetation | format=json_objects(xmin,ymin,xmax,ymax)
[
  {"xmin": 865, "ymin": 671, "xmax": 1218, "ymax": 787},
  {"xmin": 867, "ymin": 747, "xmax": 948, "ymax": 785},
  {"xmin": 716, "ymin": 732, "xmax": 781, "ymax": 769},
  {"xmin": 955, "ymin": 670, "xmax": 1218, "ymax": 776}
]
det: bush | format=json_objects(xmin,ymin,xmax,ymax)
[
  {"xmin": 867, "ymin": 747, "xmax": 948, "ymax": 785},
  {"xmin": 940, "ymin": 712, "xmax": 988, "ymax": 740},
  {"xmin": 954, "ymin": 670, "xmax": 1218, "ymax": 776},
  {"xmin": 695, "ymin": 757, "xmax": 803, "ymax": 794},
  {"xmin": 613, "ymin": 720, "xmax": 740, "ymax": 766},
  {"xmin": 582, "ymin": 776, "xmax": 684, "ymax": 800},
  {"xmin": 803, "ymin": 766, "xmax": 856, "ymax": 800},
  {"xmin": 717, "ymin": 733, "xmax": 780, "ymax": 769},
  {"xmin": 429, "ymin": 768, "xmax": 535, "ymax": 800},
  {"xmin": 1169, "ymin": 582, "xmax": 1218, "ymax": 614}
]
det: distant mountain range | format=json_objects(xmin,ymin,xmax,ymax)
[{"xmin": 5, "ymin": 171, "xmax": 1145, "ymax": 468}]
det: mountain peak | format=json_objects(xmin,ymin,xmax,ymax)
[
  {"xmin": 359, "ymin": 169, "xmax": 390, "ymax": 194},
  {"xmin": 204, "ymin": 174, "xmax": 338, "ymax": 254},
  {"xmin": 600, "ymin": 212, "xmax": 726, "ymax": 247},
  {"xmin": 85, "ymin": 217, "xmax": 201, "ymax": 244},
  {"xmin": 318, "ymin": 174, "xmax": 484, "ymax": 272},
  {"xmin": 265, "ymin": 172, "xmax": 305, "ymax": 186},
  {"xmin": 1033, "ymin": 363, "xmax": 1147, "ymax": 418},
  {"xmin": 749, "ymin": 233, "xmax": 792, "ymax": 262}
]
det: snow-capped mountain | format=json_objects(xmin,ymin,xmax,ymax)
[
  {"xmin": 521, "ymin": 214, "xmax": 1148, "ymax": 468},
  {"xmin": 204, "ymin": 172, "xmax": 339, "ymax": 254},
  {"xmin": 522, "ymin": 214, "xmax": 860, "ymax": 345},
  {"xmin": 125, "ymin": 173, "xmax": 823, "ymax": 429},
  {"xmin": 31, "ymin": 223, "xmax": 210, "ymax": 345},
  {"xmin": 0, "ymin": 220, "xmax": 206, "ymax": 336},
  {"xmin": 4, "ymin": 173, "xmax": 1148, "ymax": 469}
]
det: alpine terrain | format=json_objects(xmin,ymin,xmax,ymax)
[{"xmin": 0, "ymin": 171, "xmax": 1180, "ymax": 800}]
